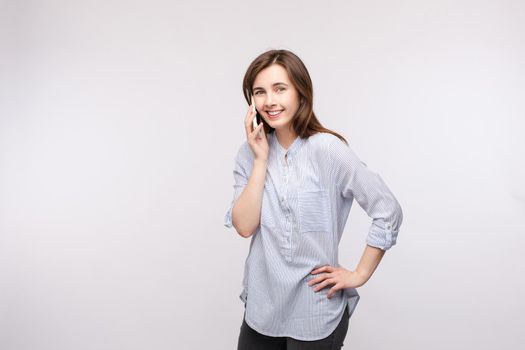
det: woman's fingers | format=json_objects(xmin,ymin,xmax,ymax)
[
  {"xmin": 243, "ymin": 95, "xmax": 269, "ymax": 160},
  {"xmin": 311, "ymin": 278, "xmax": 335, "ymax": 292},
  {"xmin": 244, "ymin": 107, "xmax": 256, "ymax": 138},
  {"xmin": 308, "ymin": 265, "xmax": 336, "ymax": 290},
  {"xmin": 311, "ymin": 265, "xmax": 334, "ymax": 275},
  {"xmin": 250, "ymin": 121, "xmax": 264, "ymax": 141},
  {"xmin": 244, "ymin": 95, "xmax": 257, "ymax": 135},
  {"xmin": 307, "ymin": 272, "xmax": 331, "ymax": 286}
]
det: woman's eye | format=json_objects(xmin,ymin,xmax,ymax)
[{"xmin": 254, "ymin": 88, "xmax": 284, "ymax": 95}]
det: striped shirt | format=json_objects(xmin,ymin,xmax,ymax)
[{"xmin": 224, "ymin": 131, "xmax": 403, "ymax": 341}]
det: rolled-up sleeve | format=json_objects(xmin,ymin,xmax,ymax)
[
  {"xmin": 224, "ymin": 145, "xmax": 250, "ymax": 228},
  {"xmin": 328, "ymin": 137, "xmax": 403, "ymax": 250}
]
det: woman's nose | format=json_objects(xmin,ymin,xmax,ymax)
[{"xmin": 265, "ymin": 93, "xmax": 276, "ymax": 106}]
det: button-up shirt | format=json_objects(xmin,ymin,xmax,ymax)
[{"xmin": 224, "ymin": 131, "xmax": 403, "ymax": 341}]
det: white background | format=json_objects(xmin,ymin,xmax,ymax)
[{"xmin": 1, "ymin": 0, "xmax": 524, "ymax": 349}]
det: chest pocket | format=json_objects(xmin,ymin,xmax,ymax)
[{"xmin": 297, "ymin": 189, "xmax": 331, "ymax": 233}]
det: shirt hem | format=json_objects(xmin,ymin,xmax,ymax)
[{"xmin": 240, "ymin": 289, "xmax": 360, "ymax": 341}]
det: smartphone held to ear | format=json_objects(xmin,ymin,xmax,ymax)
[
  {"xmin": 251, "ymin": 95, "xmax": 260, "ymax": 131},
  {"xmin": 253, "ymin": 115, "xmax": 260, "ymax": 132}
]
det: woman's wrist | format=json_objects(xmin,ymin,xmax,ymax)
[
  {"xmin": 253, "ymin": 158, "xmax": 268, "ymax": 165},
  {"xmin": 354, "ymin": 269, "xmax": 369, "ymax": 287}
]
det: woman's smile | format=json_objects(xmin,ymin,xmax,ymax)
[{"xmin": 267, "ymin": 110, "xmax": 284, "ymax": 119}]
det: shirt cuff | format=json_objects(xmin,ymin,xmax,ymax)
[
  {"xmin": 224, "ymin": 200, "xmax": 235, "ymax": 228},
  {"xmin": 365, "ymin": 221, "xmax": 399, "ymax": 250}
]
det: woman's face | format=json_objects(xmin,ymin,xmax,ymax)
[{"xmin": 252, "ymin": 64, "xmax": 300, "ymax": 133}]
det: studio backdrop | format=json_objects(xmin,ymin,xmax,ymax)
[{"xmin": 0, "ymin": 1, "xmax": 524, "ymax": 349}]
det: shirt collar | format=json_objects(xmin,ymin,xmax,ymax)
[{"xmin": 270, "ymin": 131, "xmax": 304, "ymax": 159}]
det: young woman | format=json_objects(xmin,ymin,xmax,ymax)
[{"xmin": 224, "ymin": 49, "xmax": 403, "ymax": 350}]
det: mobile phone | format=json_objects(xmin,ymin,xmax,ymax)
[{"xmin": 251, "ymin": 95, "xmax": 260, "ymax": 131}]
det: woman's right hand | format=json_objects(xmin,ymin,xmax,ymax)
[{"xmin": 244, "ymin": 97, "xmax": 269, "ymax": 162}]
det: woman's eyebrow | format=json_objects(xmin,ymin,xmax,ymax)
[{"xmin": 253, "ymin": 82, "xmax": 289, "ymax": 90}]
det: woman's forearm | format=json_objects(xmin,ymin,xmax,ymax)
[
  {"xmin": 355, "ymin": 245, "xmax": 386, "ymax": 285},
  {"xmin": 231, "ymin": 159, "xmax": 267, "ymax": 238}
]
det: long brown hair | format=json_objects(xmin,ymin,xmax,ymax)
[{"xmin": 242, "ymin": 49, "xmax": 348, "ymax": 145}]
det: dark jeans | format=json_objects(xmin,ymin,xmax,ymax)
[{"xmin": 237, "ymin": 306, "xmax": 350, "ymax": 350}]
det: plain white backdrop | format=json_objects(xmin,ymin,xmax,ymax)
[{"xmin": 1, "ymin": 0, "xmax": 524, "ymax": 349}]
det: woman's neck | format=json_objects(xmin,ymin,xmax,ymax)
[{"xmin": 275, "ymin": 128, "xmax": 298, "ymax": 150}]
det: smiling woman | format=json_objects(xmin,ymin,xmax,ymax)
[
  {"xmin": 241, "ymin": 50, "xmax": 346, "ymax": 148},
  {"xmin": 251, "ymin": 66, "xmax": 300, "ymax": 133},
  {"xmin": 225, "ymin": 49, "xmax": 404, "ymax": 350}
]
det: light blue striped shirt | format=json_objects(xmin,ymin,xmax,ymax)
[{"xmin": 224, "ymin": 131, "xmax": 403, "ymax": 341}]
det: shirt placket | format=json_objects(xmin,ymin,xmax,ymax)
[{"xmin": 281, "ymin": 153, "xmax": 294, "ymax": 262}]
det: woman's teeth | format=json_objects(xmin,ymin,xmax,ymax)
[{"xmin": 268, "ymin": 110, "xmax": 283, "ymax": 118}]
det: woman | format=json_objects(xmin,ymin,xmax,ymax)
[{"xmin": 224, "ymin": 49, "xmax": 403, "ymax": 349}]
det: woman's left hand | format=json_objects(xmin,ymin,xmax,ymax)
[{"xmin": 308, "ymin": 265, "xmax": 367, "ymax": 299}]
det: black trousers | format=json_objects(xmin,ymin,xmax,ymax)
[{"xmin": 237, "ymin": 306, "xmax": 350, "ymax": 350}]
